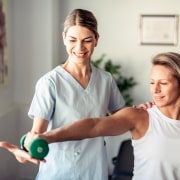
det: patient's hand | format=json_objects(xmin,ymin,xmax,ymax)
[{"xmin": 0, "ymin": 141, "xmax": 45, "ymax": 165}]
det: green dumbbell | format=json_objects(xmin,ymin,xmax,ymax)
[{"xmin": 20, "ymin": 134, "xmax": 49, "ymax": 159}]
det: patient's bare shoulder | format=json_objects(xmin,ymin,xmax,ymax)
[{"xmin": 124, "ymin": 107, "xmax": 149, "ymax": 139}]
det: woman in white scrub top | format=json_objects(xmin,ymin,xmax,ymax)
[{"xmin": 2, "ymin": 9, "xmax": 125, "ymax": 180}]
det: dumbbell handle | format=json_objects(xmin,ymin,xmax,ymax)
[{"xmin": 20, "ymin": 134, "xmax": 49, "ymax": 159}]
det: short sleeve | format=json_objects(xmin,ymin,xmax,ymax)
[
  {"xmin": 108, "ymin": 76, "xmax": 125, "ymax": 112},
  {"xmin": 28, "ymin": 77, "xmax": 56, "ymax": 121}
]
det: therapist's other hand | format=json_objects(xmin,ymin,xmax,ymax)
[{"xmin": 133, "ymin": 101, "xmax": 155, "ymax": 110}]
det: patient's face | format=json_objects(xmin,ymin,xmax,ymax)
[{"xmin": 150, "ymin": 65, "xmax": 180, "ymax": 108}]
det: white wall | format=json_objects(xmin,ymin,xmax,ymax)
[
  {"xmin": 11, "ymin": 0, "xmax": 54, "ymax": 104},
  {"xmin": 0, "ymin": 0, "xmax": 179, "ymax": 178}
]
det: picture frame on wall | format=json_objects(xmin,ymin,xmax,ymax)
[{"xmin": 139, "ymin": 14, "xmax": 179, "ymax": 45}]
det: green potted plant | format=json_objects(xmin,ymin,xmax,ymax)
[{"xmin": 92, "ymin": 54, "xmax": 137, "ymax": 106}]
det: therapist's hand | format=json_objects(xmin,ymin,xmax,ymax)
[
  {"xmin": 0, "ymin": 141, "xmax": 45, "ymax": 165},
  {"xmin": 133, "ymin": 101, "xmax": 155, "ymax": 110}
]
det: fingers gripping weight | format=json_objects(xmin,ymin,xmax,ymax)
[{"xmin": 20, "ymin": 134, "xmax": 49, "ymax": 159}]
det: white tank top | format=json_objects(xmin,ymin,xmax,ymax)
[{"xmin": 132, "ymin": 106, "xmax": 180, "ymax": 180}]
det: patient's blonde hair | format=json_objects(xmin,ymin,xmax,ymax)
[{"xmin": 152, "ymin": 52, "xmax": 180, "ymax": 85}]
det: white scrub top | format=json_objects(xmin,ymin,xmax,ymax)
[{"xmin": 28, "ymin": 65, "xmax": 125, "ymax": 180}]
